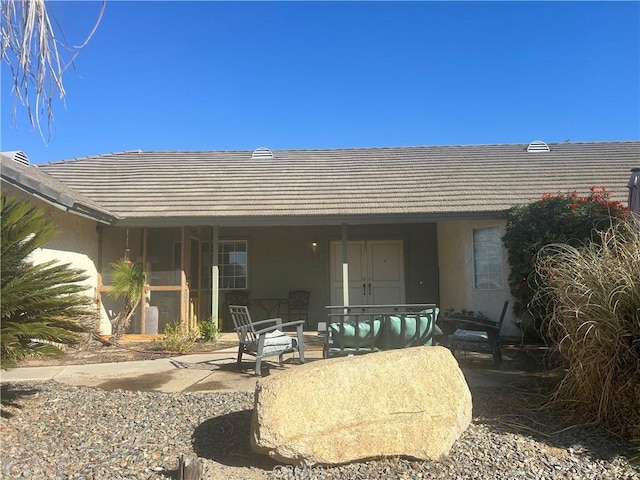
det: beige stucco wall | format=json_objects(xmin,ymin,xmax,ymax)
[
  {"xmin": 437, "ymin": 218, "xmax": 520, "ymax": 338},
  {"xmin": 2, "ymin": 185, "xmax": 110, "ymax": 333}
]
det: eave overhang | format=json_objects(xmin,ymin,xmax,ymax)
[
  {"xmin": 1, "ymin": 161, "xmax": 118, "ymax": 225},
  {"xmin": 111, "ymin": 211, "xmax": 509, "ymax": 228}
]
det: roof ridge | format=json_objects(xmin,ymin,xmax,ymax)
[
  {"xmin": 42, "ymin": 150, "xmax": 146, "ymax": 165},
  {"xmin": 40, "ymin": 139, "xmax": 640, "ymax": 162}
]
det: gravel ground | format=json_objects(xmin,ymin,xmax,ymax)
[{"xmin": 1, "ymin": 380, "xmax": 637, "ymax": 480}]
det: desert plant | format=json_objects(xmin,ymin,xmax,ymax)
[
  {"xmin": 532, "ymin": 215, "xmax": 640, "ymax": 439},
  {"xmin": 159, "ymin": 322, "xmax": 199, "ymax": 353},
  {"xmin": 632, "ymin": 439, "xmax": 639, "ymax": 466},
  {"xmin": 503, "ymin": 186, "xmax": 627, "ymax": 337},
  {"xmin": 1, "ymin": 194, "xmax": 97, "ymax": 368},
  {"xmin": 197, "ymin": 319, "xmax": 219, "ymax": 342},
  {"xmin": 106, "ymin": 259, "xmax": 145, "ymax": 341},
  {"xmin": 1, "ymin": 0, "xmax": 105, "ymax": 138}
]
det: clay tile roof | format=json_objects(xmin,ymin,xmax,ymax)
[{"xmin": 31, "ymin": 141, "xmax": 639, "ymax": 226}]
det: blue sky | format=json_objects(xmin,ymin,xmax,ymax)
[{"xmin": 1, "ymin": 1, "xmax": 639, "ymax": 164}]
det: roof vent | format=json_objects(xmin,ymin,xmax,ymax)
[
  {"xmin": 251, "ymin": 147, "xmax": 273, "ymax": 159},
  {"xmin": 3, "ymin": 150, "xmax": 29, "ymax": 165},
  {"xmin": 527, "ymin": 140, "xmax": 550, "ymax": 153}
]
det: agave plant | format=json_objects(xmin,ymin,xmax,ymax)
[
  {"xmin": 1, "ymin": 194, "xmax": 97, "ymax": 368},
  {"xmin": 106, "ymin": 259, "xmax": 145, "ymax": 341}
]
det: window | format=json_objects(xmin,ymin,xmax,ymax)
[
  {"xmin": 219, "ymin": 240, "xmax": 248, "ymax": 290},
  {"xmin": 473, "ymin": 227, "xmax": 503, "ymax": 290}
]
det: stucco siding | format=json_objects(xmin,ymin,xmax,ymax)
[
  {"xmin": 3, "ymin": 185, "xmax": 107, "ymax": 333},
  {"xmin": 437, "ymin": 218, "xmax": 520, "ymax": 338}
]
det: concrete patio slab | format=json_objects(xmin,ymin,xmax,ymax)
[{"xmin": 1, "ymin": 339, "xmax": 545, "ymax": 394}]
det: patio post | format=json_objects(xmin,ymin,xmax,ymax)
[
  {"xmin": 180, "ymin": 227, "xmax": 189, "ymax": 327},
  {"xmin": 211, "ymin": 225, "xmax": 220, "ymax": 330},
  {"xmin": 341, "ymin": 223, "xmax": 349, "ymax": 306},
  {"xmin": 628, "ymin": 167, "xmax": 640, "ymax": 214}
]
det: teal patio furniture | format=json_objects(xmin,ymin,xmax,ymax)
[{"xmin": 323, "ymin": 304, "xmax": 439, "ymax": 358}]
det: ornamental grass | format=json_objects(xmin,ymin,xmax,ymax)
[{"xmin": 533, "ymin": 215, "xmax": 640, "ymax": 440}]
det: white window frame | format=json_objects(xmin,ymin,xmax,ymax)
[
  {"xmin": 472, "ymin": 226, "xmax": 504, "ymax": 290},
  {"xmin": 219, "ymin": 240, "xmax": 248, "ymax": 290}
]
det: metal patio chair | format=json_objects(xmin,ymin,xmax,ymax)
[
  {"xmin": 441, "ymin": 300, "xmax": 509, "ymax": 365},
  {"xmin": 280, "ymin": 290, "xmax": 311, "ymax": 328},
  {"xmin": 229, "ymin": 305, "xmax": 305, "ymax": 376}
]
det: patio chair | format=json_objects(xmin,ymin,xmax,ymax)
[
  {"xmin": 280, "ymin": 290, "xmax": 311, "ymax": 328},
  {"xmin": 224, "ymin": 290, "xmax": 249, "ymax": 309},
  {"xmin": 229, "ymin": 305, "xmax": 305, "ymax": 376},
  {"xmin": 444, "ymin": 300, "xmax": 509, "ymax": 365},
  {"xmin": 222, "ymin": 291, "xmax": 249, "ymax": 331}
]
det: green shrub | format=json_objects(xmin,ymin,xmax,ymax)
[
  {"xmin": 197, "ymin": 319, "xmax": 219, "ymax": 342},
  {"xmin": 159, "ymin": 322, "xmax": 199, "ymax": 353},
  {"xmin": 1, "ymin": 194, "xmax": 97, "ymax": 368},
  {"xmin": 503, "ymin": 186, "xmax": 627, "ymax": 337},
  {"xmin": 533, "ymin": 215, "xmax": 640, "ymax": 439},
  {"xmin": 106, "ymin": 259, "xmax": 145, "ymax": 341}
]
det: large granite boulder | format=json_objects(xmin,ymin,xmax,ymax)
[{"xmin": 251, "ymin": 346, "xmax": 472, "ymax": 466}]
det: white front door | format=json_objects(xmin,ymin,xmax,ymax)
[{"xmin": 330, "ymin": 240, "xmax": 405, "ymax": 305}]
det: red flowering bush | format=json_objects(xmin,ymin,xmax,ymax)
[{"xmin": 503, "ymin": 186, "xmax": 627, "ymax": 338}]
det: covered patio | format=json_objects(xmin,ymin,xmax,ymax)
[{"xmin": 98, "ymin": 222, "xmax": 440, "ymax": 336}]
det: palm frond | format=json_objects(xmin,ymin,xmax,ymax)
[
  {"xmin": 1, "ymin": 194, "xmax": 97, "ymax": 369},
  {"xmin": 0, "ymin": 0, "xmax": 105, "ymax": 139}
]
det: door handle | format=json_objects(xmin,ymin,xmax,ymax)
[
  {"xmin": 363, "ymin": 283, "xmax": 366, "ymax": 295},
  {"xmin": 368, "ymin": 283, "xmax": 372, "ymax": 295}
]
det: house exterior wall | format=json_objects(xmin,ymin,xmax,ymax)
[
  {"xmin": 437, "ymin": 218, "xmax": 520, "ymax": 338},
  {"xmin": 218, "ymin": 225, "xmax": 335, "ymax": 328},
  {"xmin": 2, "ymin": 185, "xmax": 109, "ymax": 333},
  {"xmin": 7, "ymin": 179, "xmax": 514, "ymax": 338}
]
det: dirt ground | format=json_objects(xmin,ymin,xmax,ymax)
[{"xmin": 14, "ymin": 334, "xmax": 239, "ymax": 368}]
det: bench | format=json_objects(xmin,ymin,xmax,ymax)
[
  {"xmin": 323, "ymin": 304, "xmax": 439, "ymax": 358},
  {"xmin": 438, "ymin": 300, "xmax": 509, "ymax": 365}
]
